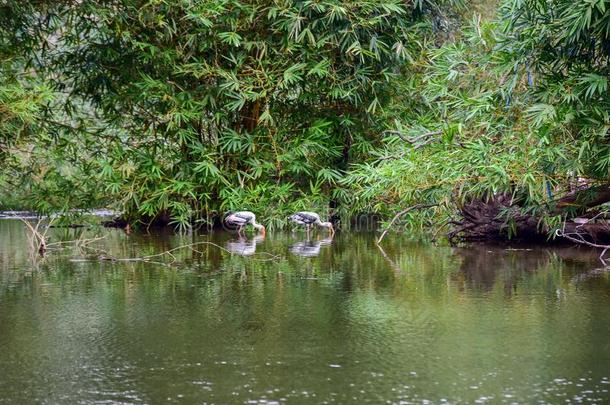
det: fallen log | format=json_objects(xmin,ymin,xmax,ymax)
[
  {"xmin": 551, "ymin": 184, "xmax": 610, "ymax": 215},
  {"xmin": 450, "ymin": 184, "xmax": 610, "ymax": 243},
  {"xmin": 448, "ymin": 194, "xmax": 541, "ymax": 242}
]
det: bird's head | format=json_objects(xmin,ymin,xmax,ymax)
[{"xmin": 255, "ymin": 224, "xmax": 266, "ymax": 236}]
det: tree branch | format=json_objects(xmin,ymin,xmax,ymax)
[
  {"xmin": 377, "ymin": 204, "xmax": 438, "ymax": 245},
  {"xmin": 551, "ymin": 184, "xmax": 610, "ymax": 216},
  {"xmin": 556, "ymin": 227, "xmax": 610, "ymax": 264}
]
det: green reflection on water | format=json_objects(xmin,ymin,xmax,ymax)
[{"xmin": 1, "ymin": 220, "xmax": 610, "ymax": 404}]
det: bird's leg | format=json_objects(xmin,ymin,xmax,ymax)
[{"xmin": 306, "ymin": 224, "xmax": 311, "ymax": 238}]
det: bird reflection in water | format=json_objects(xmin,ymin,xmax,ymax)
[
  {"xmin": 289, "ymin": 237, "xmax": 333, "ymax": 258},
  {"xmin": 225, "ymin": 234, "xmax": 266, "ymax": 256}
]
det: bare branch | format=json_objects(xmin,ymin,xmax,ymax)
[
  {"xmin": 377, "ymin": 204, "xmax": 438, "ymax": 245},
  {"xmin": 555, "ymin": 227, "xmax": 610, "ymax": 263}
]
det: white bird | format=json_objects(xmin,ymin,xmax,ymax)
[
  {"xmin": 224, "ymin": 211, "xmax": 266, "ymax": 236},
  {"xmin": 289, "ymin": 237, "xmax": 333, "ymax": 258},
  {"xmin": 289, "ymin": 211, "xmax": 334, "ymax": 236}
]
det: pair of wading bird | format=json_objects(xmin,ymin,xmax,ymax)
[{"xmin": 224, "ymin": 211, "xmax": 334, "ymax": 237}]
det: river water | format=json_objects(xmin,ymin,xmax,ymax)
[{"xmin": 0, "ymin": 219, "xmax": 609, "ymax": 404}]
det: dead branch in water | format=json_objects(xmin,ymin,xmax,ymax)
[
  {"xmin": 377, "ymin": 204, "xmax": 438, "ymax": 245},
  {"xmin": 555, "ymin": 213, "xmax": 610, "ymax": 264},
  {"xmin": 21, "ymin": 217, "xmax": 108, "ymax": 255},
  {"xmin": 46, "ymin": 236, "xmax": 107, "ymax": 250},
  {"xmin": 19, "ymin": 218, "xmax": 281, "ymax": 266},
  {"xmin": 20, "ymin": 218, "xmax": 49, "ymax": 256},
  {"xmin": 73, "ymin": 241, "xmax": 283, "ymax": 266},
  {"xmin": 555, "ymin": 227, "xmax": 610, "ymax": 264},
  {"xmin": 20, "ymin": 217, "xmax": 112, "ymax": 268}
]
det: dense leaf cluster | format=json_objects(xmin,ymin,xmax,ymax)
[
  {"xmin": 1, "ymin": 0, "xmax": 609, "ymax": 238},
  {"xmin": 345, "ymin": 0, "xmax": 610, "ymax": 236},
  {"xmin": 2, "ymin": 0, "xmax": 432, "ymax": 227}
]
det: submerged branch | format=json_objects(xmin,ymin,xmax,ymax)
[
  {"xmin": 19, "ymin": 219, "xmax": 281, "ymax": 266},
  {"xmin": 555, "ymin": 227, "xmax": 610, "ymax": 264},
  {"xmin": 75, "ymin": 241, "xmax": 283, "ymax": 265},
  {"xmin": 20, "ymin": 218, "xmax": 49, "ymax": 256}
]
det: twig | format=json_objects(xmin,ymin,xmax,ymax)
[
  {"xmin": 46, "ymin": 236, "xmax": 107, "ymax": 248},
  {"xmin": 81, "ymin": 241, "xmax": 283, "ymax": 265},
  {"xmin": 377, "ymin": 204, "xmax": 438, "ymax": 245},
  {"xmin": 555, "ymin": 228, "xmax": 610, "ymax": 264},
  {"xmin": 20, "ymin": 218, "xmax": 49, "ymax": 256},
  {"xmin": 574, "ymin": 210, "xmax": 610, "ymax": 229}
]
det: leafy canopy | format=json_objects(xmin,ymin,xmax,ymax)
[{"xmin": 18, "ymin": 0, "xmax": 429, "ymax": 226}]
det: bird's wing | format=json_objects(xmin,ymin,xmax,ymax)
[
  {"xmin": 225, "ymin": 213, "xmax": 249, "ymax": 225},
  {"xmin": 234, "ymin": 211, "xmax": 254, "ymax": 221},
  {"xmin": 288, "ymin": 214, "xmax": 304, "ymax": 224},
  {"xmin": 292, "ymin": 212, "xmax": 318, "ymax": 224}
]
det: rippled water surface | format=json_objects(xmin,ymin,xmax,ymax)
[{"xmin": 1, "ymin": 220, "xmax": 610, "ymax": 404}]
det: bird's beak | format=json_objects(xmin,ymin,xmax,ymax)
[
  {"xmin": 260, "ymin": 226, "xmax": 266, "ymax": 237},
  {"xmin": 329, "ymin": 224, "xmax": 335, "ymax": 236}
]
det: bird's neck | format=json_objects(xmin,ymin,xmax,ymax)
[{"xmin": 253, "ymin": 223, "xmax": 266, "ymax": 236}]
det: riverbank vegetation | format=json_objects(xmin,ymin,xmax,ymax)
[{"xmin": 1, "ymin": 0, "xmax": 610, "ymax": 242}]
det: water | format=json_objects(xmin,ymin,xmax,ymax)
[{"xmin": 1, "ymin": 220, "xmax": 610, "ymax": 404}]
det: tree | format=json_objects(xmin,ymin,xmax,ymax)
[
  {"xmin": 0, "ymin": 2, "xmax": 55, "ymax": 208},
  {"xmin": 345, "ymin": 1, "xmax": 610, "ymax": 241},
  {"xmin": 14, "ymin": 0, "xmax": 427, "ymax": 227}
]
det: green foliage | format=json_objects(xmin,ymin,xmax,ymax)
[
  {"xmin": 342, "ymin": 0, "xmax": 610, "ymax": 237},
  {"xmin": 1, "ymin": 3, "xmax": 56, "ymax": 209},
  {"xmin": 3, "ymin": 0, "xmax": 609, "ymax": 240},
  {"xmin": 343, "ymin": 11, "xmax": 594, "ymax": 234},
  {"xmin": 5, "ymin": 0, "xmax": 437, "ymax": 227},
  {"xmin": 0, "ymin": 3, "xmax": 96, "ymax": 212},
  {"xmin": 500, "ymin": 0, "xmax": 610, "ymax": 182}
]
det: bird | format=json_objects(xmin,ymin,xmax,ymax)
[
  {"xmin": 289, "ymin": 237, "xmax": 333, "ymax": 258},
  {"xmin": 289, "ymin": 211, "xmax": 334, "ymax": 236},
  {"xmin": 224, "ymin": 211, "xmax": 266, "ymax": 237}
]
